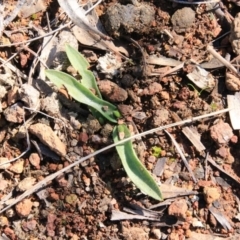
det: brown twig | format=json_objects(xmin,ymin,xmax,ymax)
[
  {"xmin": 0, "ymin": 107, "xmax": 234, "ymax": 213},
  {"xmin": 207, "ymin": 45, "xmax": 239, "ymax": 75}
]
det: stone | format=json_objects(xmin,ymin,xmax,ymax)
[
  {"xmin": 171, "ymin": 7, "xmax": 195, "ymax": 33},
  {"xmin": 41, "ymin": 93, "xmax": 61, "ymax": 116},
  {"xmin": 3, "ymin": 103, "xmax": 24, "ymax": 123},
  {"xmin": 225, "ymin": 72, "xmax": 240, "ymax": 91},
  {"xmin": 104, "ymin": 3, "xmax": 155, "ymax": 36},
  {"xmin": 0, "ymin": 179, "xmax": 8, "ymax": 191},
  {"xmin": 29, "ymin": 123, "xmax": 67, "ymax": 157},
  {"xmin": 29, "ymin": 153, "xmax": 41, "ymax": 169},
  {"xmin": 98, "ymin": 80, "xmax": 128, "ymax": 102},
  {"xmin": 3, "ymin": 227, "xmax": 16, "ymax": 240},
  {"xmin": 203, "ymin": 187, "xmax": 220, "ymax": 205},
  {"xmin": 97, "ymin": 53, "xmax": 122, "ymax": 78},
  {"xmin": 121, "ymin": 225, "xmax": 149, "ymax": 240},
  {"xmin": 22, "ymin": 219, "xmax": 37, "ymax": 231},
  {"xmin": 0, "ymin": 216, "xmax": 9, "ymax": 226},
  {"xmin": 152, "ymin": 109, "xmax": 169, "ymax": 127},
  {"xmin": 78, "ymin": 132, "xmax": 89, "ymax": 143},
  {"xmin": 15, "ymin": 199, "xmax": 33, "ymax": 217},
  {"xmin": 84, "ymin": 115, "xmax": 102, "ymax": 134},
  {"xmin": 230, "ymin": 13, "xmax": 240, "ymax": 55},
  {"xmin": 160, "ymin": 91, "xmax": 170, "ymax": 100},
  {"xmin": 18, "ymin": 84, "xmax": 40, "ymax": 109},
  {"xmin": 210, "ymin": 120, "xmax": 234, "ymax": 145},
  {"xmin": 143, "ymin": 82, "xmax": 162, "ymax": 95},
  {"xmin": 17, "ymin": 177, "xmax": 36, "ymax": 192},
  {"xmin": 7, "ymin": 86, "xmax": 18, "ymax": 105},
  {"xmin": 9, "ymin": 159, "xmax": 24, "ymax": 173},
  {"xmin": 168, "ymin": 199, "xmax": 188, "ymax": 219},
  {"xmin": 0, "ymin": 157, "xmax": 11, "ymax": 169},
  {"xmin": 100, "ymin": 123, "xmax": 114, "ymax": 137}
]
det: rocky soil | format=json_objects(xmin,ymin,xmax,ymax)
[{"xmin": 0, "ymin": 0, "xmax": 240, "ymax": 240}]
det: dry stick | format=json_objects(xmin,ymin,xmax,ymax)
[
  {"xmin": 204, "ymin": 152, "xmax": 209, "ymax": 181},
  {"xmin": 0, "ymin": 22, "xmax": 71, "ymax": 47},
  {"xmin": 161, "ymin": 62, "xmax": 184, "ymax": 78},
  {"xmin": 164, "ymin": 130, "xmax": 197, "ymax": 183},
  {"xmin": 84, "ymin": 0, "xmax": 103, "ymax": 15},
  {"xmin": 22, "ymin": 45, "xmax": 49, "ymax": 69},
  {"xmin": 27, "ymin": 44, "xmax": 45, "ymax": 85},
  {"xmin": 207, "ymin": 45, "xmax": 239, "ymax": 75},
  {"xmin": 0, "ymin": 57, "xmax": 28, "ymax": 80},
  {"xmin": 0, "ymin": 47, "xmax": 24, "ymax": 68},
  {"xmin": 0, "ymin": 107, "xmax": 232, "ymax": 213}
]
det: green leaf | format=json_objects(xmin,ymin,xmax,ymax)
[
  {"xmin": 113, "ymin": 124, "xmax": 163, "ymax": 201},
  {"xmin": 45, "ymin": 70, "xmax": 120, "ymax": 123},
  {"xmin": 65, "ymin": 45, "xmax": 102, "ymax": 98}
]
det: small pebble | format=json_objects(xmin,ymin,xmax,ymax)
[
  {"xmin": 17, "ymin": 177, "xmax": 36, "ymax": 191},
  {"xmin": 203, "ymin": 187, "xmax": 220, "ymax": 205},
  {"xmin": 0, "ymin": 216, "xmax": 9, "ymax": 226},
  {"xmin": 79, "ymin": 132, "xmax": 89, "ymax": 143},
  {"xmin": 168, "ymin": 199, "xmax": 188, "ymax": 219},
  {"xmin": 73, "ymin": 146, "xmax": 83, "ymax": 155},
  {"xmin": 29, "ymin": 153, "xmax": 41, "ymax": 169},
  {"xmin": 9, "ymin": 160, "xmax": 24, "ymax": 173},
  {"xmin": 15, "ymin": 199, "xmax": 33, "ymax": 217},
  {"xmin": 70, "ymin": 139, "xmax": 78, "ymax": 147}
]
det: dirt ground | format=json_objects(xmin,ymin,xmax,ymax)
[{"xmin": 1, "ymin": 0, "xmax": 240, "ymax": 239}]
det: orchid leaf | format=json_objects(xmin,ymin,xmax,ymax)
[
  {"xmin": 45, "ymin": 70, "xmax": 120, "ymax": 123},
  {"xmin": 65, "ymin": 44, "xmax": 102, "ymax": 98},
  {"xmin": 113, "ymin": 124, "xmax": 163, "ymax": 201}
]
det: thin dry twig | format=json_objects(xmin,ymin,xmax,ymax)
[
  {"xmin": 57, "ymin": 0, "xmax": 109, "ymax": 40},
  {"xmin": 0, "ymin": 57, "xmax": 28, "ymax": 80},
  {"xmin": 164, "ymin": 130, "xmax": 197, "ymax": 183},
  {"xmin": 0, "ymin": 22, "xmax": 71, "ymax": 47},
  {"xmin": 161, "ymin": 62, "xmax": 184, "ymax": 78},
  {"xmin": 207, "ymin": 45, "xmax": 239, "ymax": 75},
  {"xmin": 0, "ymin": 107, "xmax": 233, "ymax": 213},
  {"xmin": 204, "ymin": 152, "xmax": 209, "ymax": 181},
  {"xmin": 84, "ymin": 0, "xmax": 103, "ymax": 15}
]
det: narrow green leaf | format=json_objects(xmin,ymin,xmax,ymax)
[
  {"xmin": 45, "ymin": 70, "xmax": 119, "ymax": 123},
  {"xmin": 113, "ymin": 125, "xmax": 163, "ymax": 201},
  {"xmin": 65, "ymin": 45, "xmax": 102, "ymax": 98}
]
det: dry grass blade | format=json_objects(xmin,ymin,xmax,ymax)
[
  {"xmin": 57, "ymin": 0, "xmax": 109, "ymax": 39},
  {"xmin": 209, "ymin": 206, "xmax": 232, "ymax": 230},
  {"xmin": 111, "ymin": 210, "xmax": 160, "ymax": 221},
  {"xmin": 0, "ymin": 108, "xmax": 234, "ymax": 213},
  {"xmin": 164, "ymin": 130, "xmax": 197, "ymax": 183},
  {"xmin": 207, "ymin": 155, "xmax": 240, "ymax": 184},
  {"xmin": 227, "ymin": 92, "xmax": 240, "ymax": 130}
]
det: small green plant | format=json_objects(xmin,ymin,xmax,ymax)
[
  {"xmin": 151, "ymin": 146, "xmax": 161, "ymax": 157},
  {"xmin": 45, "ymin": 45, "xmax": 163, "ymax": 201},
  {"xmin": 210, "ymin": 101, "xmax": 218, "ymax": 111},
  {"xmin": 187, "ymin": 83, "xmax": 208, "ymax": 97}
]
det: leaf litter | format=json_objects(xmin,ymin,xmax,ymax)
[{"xmin": 0, "ymin": 0, "xmax": 240, "ymax": 239}]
